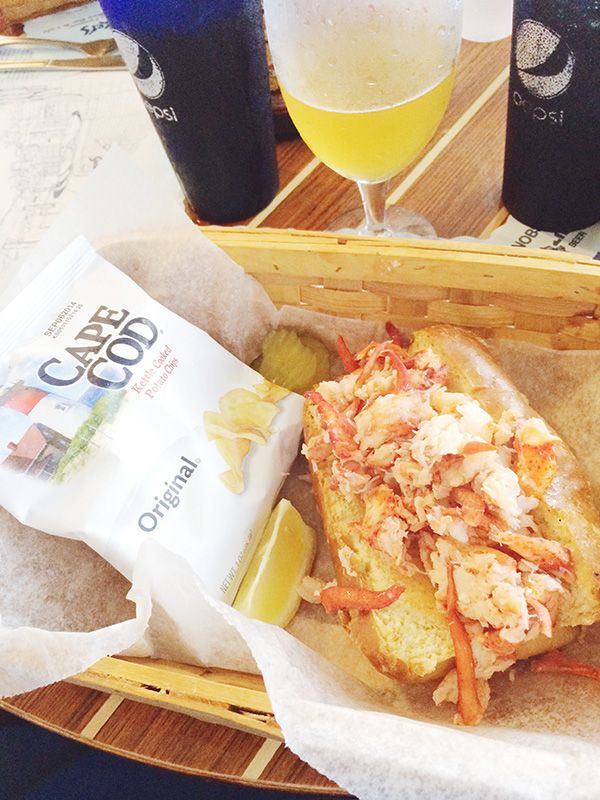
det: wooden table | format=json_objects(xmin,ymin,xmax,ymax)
[{"xmin": 1, "ymin": 36, "xmax": 511, "ymax": 796}]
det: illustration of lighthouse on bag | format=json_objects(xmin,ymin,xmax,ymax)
[{"xmin": 0, "ymin": 375, "xmax": 122, "ymax": 483}]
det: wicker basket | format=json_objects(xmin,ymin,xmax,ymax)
[
  {"xmin": 204, "ymin": 228, "xmax": 600, "ymax": 349},
  {"xmin": 70, "ymin": 227, "xmax": 600, "ymax": 736}
]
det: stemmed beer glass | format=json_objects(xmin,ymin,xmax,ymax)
[{"xmin": 263, "ymin": 0, "xmax": 463, "ymax": 236}]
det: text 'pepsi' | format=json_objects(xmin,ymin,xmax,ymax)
[
  {"xmin": 502, "ymin": 0, "xmax": 600, "ymax": 232},
  {"xmin": 99, "ymin": 0, "xmax": 279, "ymax": 223}
]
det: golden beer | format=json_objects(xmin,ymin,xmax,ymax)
[{"xmin": 281, "ymin": 70, "xmax": 454, "ymax": 182}]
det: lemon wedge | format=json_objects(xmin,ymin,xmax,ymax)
[{"xmin": 233, "ymin": 499, "xmax": 317, "ymax": 627}]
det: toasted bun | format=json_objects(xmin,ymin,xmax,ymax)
[
  {"xmin": 304, "ymin": 325, "xmax": 600, "ymax": 682},
  {"xmin": 306, "ymin": 402, "xmax": 454, "ymax": 681}
]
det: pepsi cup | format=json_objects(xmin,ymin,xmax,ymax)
[
  {"xmin": 502, "ymin": 1, "xmax": 600, "ymax": 231},
  {"xmin": 100, "ymin": 0, "xmax": 279, "ymax": 223}
]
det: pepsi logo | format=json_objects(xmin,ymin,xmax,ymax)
[
  {"xmin": 113, "ymin": 30, "xmax": 165, "ymax": 100},
  {"xmin": 515, "ymin": 19, "xmax": 575, "ymax": 99}
]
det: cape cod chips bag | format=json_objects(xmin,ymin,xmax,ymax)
[{"xmin": 0, "ymin": 236, "xmax": 304, "ymax": 601}]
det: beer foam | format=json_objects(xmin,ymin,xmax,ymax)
[{"xmin": 264, "ymin": 0, "xmax": 462, "ymax": 111}]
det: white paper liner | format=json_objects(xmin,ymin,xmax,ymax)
[
  {"xmin": 3, "ymin": 147, "xmax": 600, "ymax": 800},
  {"xmin": 0, "ymin": 510, "xmax": 150, "ymax": 697}
]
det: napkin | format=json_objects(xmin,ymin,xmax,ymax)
[{"xmin": 462, "ymin": 0, "xmax": 513, "ymax": 43}]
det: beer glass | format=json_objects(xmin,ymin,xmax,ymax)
[{"xmin": 263, "ymin": 0, "xmax": 463, "ymax": 236}]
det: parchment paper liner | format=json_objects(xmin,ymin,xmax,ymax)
[{"xmin": 3, "ymin": 148, "xmax": 600, "ymax": 800}]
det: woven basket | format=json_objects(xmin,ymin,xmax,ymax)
[
  {"xmin": 203, "ymin": 228, "xmax": 600, "ymax": 350},
  {"xmin": 68, "ymin": 227, "xmax": 600, "ymax": 737}
]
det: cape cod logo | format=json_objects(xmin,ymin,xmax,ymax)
[{"xmin": 515, "ymin": 19, "xmax": 575, "ymax": 100}]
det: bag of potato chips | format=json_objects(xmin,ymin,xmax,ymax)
[{"xmin": 0, "ymin": 237, "xmax": 304, "ymax": 601}]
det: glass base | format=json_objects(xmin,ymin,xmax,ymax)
[{"xmin": 331, "ymin": 206, "xmax": 437, "ymax": 239}]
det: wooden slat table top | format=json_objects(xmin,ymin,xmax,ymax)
[{"xmin": 1, "ymin": 36, "xmax": 512, "ymax": 795}]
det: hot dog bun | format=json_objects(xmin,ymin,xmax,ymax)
[
  {"xmin": 306, "ymin": 400, "xmax": 454, "ymax": 680},
  {"xmin": 411, "ymin": 326, "xmax": 600, "ymax": 630},
  {"xmin": 304, "ymin": 325, "xmax": 600, "ymax": 683}
]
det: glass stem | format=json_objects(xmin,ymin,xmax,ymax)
[{"xmin": 357, "ymin": 180, "xmax": 388, "ymax": 235}]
